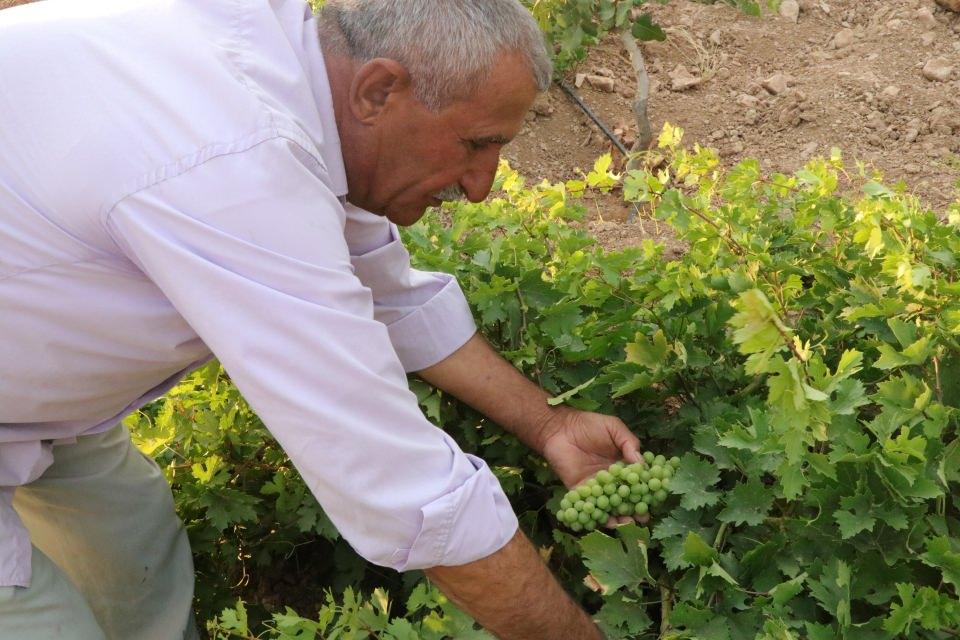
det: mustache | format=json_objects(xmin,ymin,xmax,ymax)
[{"xmin": 434, "ymin": 185, "xmax": 467, "ymax": 203}]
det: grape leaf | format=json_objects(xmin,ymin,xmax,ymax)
[
  {"xmin": 624, "ymin": 329, "xmax": 669, "ymax": 369},
  {"xmin": 385, "ymin": 619, "xmax": 420, "ymax": 640},
  {"xmin": 809, "ymin": 560, "xmax": 852, "ymax": 628},
  {"xmin": 579, "ymin": 524, "xmax": 651, "ymax": 594},
  {"xmin": 718, "ymin": 478, "xmax": 774, "ymax": 526},
  {"xmin": 682, "ymin": 532, "xmax": 716, "ymax": 566},
  {"xmin": 198, "ymin": 488, "xmax": 261, "ymax": 531},
  {"xmin": 596, "ymin": 593, "xmax": 653, "ymax": 636},
  {"xmin": 833, "ymin": 492, "xmax": 877, "ymax": 539},
  {"xmin": 920, "ymin": 536, "xmax": 960, "ymax": 588},
  {"xmin": 831, "ymin": 378, "xmax": 869, "ymax": 415},
  {"xmin": 669, "ymin": 454, "xmax": 721, "ymax": 510},
  {"xmin": 874, "ymin": 337, "xmax": 932, "ymax": 370},
  {"xmin": 630, "ymin": 12, "xmax": 666, "ymax": 42},
  {"xmin": 769, "ymin": 573, "xmax": 807, "ymax": 606},
  {"xmin": 729, "ymin": 289, "xmax": 789, "ymax": 360}
]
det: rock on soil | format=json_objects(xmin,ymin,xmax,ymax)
[
  {"xmin": 915, "ymin": 7, "xmax": 939, "ymax": 30},
  {"xmin": 585, "ymin": 74, "xmax": 616, "ymax": 92},
  {"xmin": 832, "ymin": 28, "xmax": 855, "ymax": 49},
  {"xmin": 779, "ymin": 0, "xmax": 800, "ymax": 22},
  {"xmin": 762, "ymin": 73, "xmax": 791, "ymax": 95},
  {"xmin": 935, "ymin": 0, "xmax": 960, "ymax": 11},
  {"xmin": 922, "ymin": 57, "xmax": 955, "ymax": 82},
  {"xmin": 669, "ymin": 64, "xmax": 702, "ymax": 91}
]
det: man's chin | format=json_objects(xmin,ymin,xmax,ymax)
[{"xmin": 383, "ymin": 204, "xmax": 429, "ymax": 227}]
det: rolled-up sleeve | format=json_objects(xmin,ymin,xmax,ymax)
[
  {"xmin": 344, "ymin": 205, "xmax": 476, "ymax": 372},
  {"xmin": 103, "ymin": 136, "xmax": 517, "ymax": 570}
]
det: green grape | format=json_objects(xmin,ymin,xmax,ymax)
[{"xmin": 553, "ymin": 453, "xmax": 689, "ymax": 531}]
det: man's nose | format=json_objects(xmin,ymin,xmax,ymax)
[{"xmin": 460, "ymin": 148, "xmax": 502, "ymax": 203}]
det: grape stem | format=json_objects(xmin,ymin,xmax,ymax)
[
  {"xmin": 659, "ymin": 582, "xmax": 673, "ymax": 636},
  {"xmin": 713, "ymin": 522, "xmax": 729, "ymax": 551}
]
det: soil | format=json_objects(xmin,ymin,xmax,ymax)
[{"xmin": 506, "ymin": 0, "xmax": 960, "ymax": 252}]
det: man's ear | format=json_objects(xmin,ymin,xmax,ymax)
[{"xmin": 348, "ymin": 58, "xmax": 412, "ymax": 125}]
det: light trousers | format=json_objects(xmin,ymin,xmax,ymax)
[{"xmin": 0, "ymin": 424, "xmax": 199, "ymax": 639}]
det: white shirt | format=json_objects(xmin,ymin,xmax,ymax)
[{"xmin": 0, "ymin": 0, "xmax": 517, "ymax": 588}]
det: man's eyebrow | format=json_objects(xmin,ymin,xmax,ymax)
[{"xmin": 470, "ymin": 135, "xmax": 512, "ymax": 146}]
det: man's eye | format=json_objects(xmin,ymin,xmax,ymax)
[{"xmin": 467, "ymin": 140, "xmax": 486, "ymax": 151}]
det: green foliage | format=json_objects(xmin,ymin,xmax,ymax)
[
  {"xmin": 405, "ymin": 127, "xmax": 960, "ymax": 637},
  {"xmin": 207, "ymin": 585, "xmax": 492, "ymax": 640},
  {"xmin": 522, "ymin": 0, "xmax": 665, "ymax": 68},
  {"xmin": 132, "ymin": 126, "xmax": 960, "ymax": 636}
]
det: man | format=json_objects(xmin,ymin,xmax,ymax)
[{"xmin": 0, "ymin": 1, "xmax": 642, "ymax": 638}]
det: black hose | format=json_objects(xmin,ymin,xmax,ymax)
[
  {"xmin": 557, "ymin": 79, "xmax": 631, "ymax": 157},
  {"xmin": 556, "ymin": 79, "xmax": 643, "ymax": 223}
]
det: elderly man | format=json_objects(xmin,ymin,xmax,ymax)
[{"xmin": 0, "ymin": 1, "xmax": 642, "ymax": 638}]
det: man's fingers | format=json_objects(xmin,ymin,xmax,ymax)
[
  {"xmin": 605, "ymin": 515, "xmax": 635, "ymax": 529},
  {"xmin": 609, "ymin": 418, "xmax": 642, "ymax": 464}
]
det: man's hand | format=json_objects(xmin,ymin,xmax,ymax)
[
  {"xmin": 538, "ymin": 407, "xmax": 648, "ymax": 527},
  {"xmin": 538, "ymin": 406, "xmax": 642, "ymax": 488},
  {"xmin": 418, "ymin": 332, "xmax": 646, "ymax": 527}
]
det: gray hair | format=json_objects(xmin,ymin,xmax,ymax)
[{"xmin": 318, "ymin": 0, "xmax": 553, "ymax": 111}]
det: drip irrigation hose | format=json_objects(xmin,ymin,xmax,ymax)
[
  {"xmin": 557, "ymin": 79, "xmax": 630, "ymax": 157},
  {"xmin": 556, "ymin": 79, "xmax": 643, "ymax": 223}
]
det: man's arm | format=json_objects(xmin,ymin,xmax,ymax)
[
  {"xmin": 418, "ymin": 332, "xmax": 642, "ymax": 487},
  {"xmin": 425, "ymin": 530, "xmax": 603, "ymax": 640},
  {"xmin": 417, "ymin": 332, "xmax": 567, "ymax": 452},
  {"xmin": 416, "ymin": 333, "xmax": 645, "ymax": 639}
]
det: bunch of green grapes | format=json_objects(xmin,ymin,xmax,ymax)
[{"xmin": 555, "ymin": 451, "xmax": 680, "ymax": 532}]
